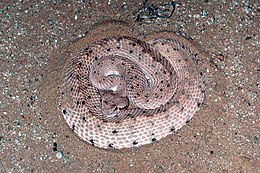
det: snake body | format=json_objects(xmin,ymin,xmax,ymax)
[{"xmin": 59, "ymin": 36, "xmax": 204, "ymax": 149}]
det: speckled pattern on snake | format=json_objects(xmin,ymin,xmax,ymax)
[{"xmin": 59, "ymin": 36, "xmax": 205, "ymax": 149}]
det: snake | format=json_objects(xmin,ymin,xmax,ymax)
[{"xmin": 59, "ymin": 36, "xmax": 205, "ymax": 149}]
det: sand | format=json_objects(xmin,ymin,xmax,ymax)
[{"xmin": 1, "ymin": 0, "xmax": 259, "ymax": 172}]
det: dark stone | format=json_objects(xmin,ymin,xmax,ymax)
[{"xmin": 245, "ymin": 36, "xmax": 252, "ymax": 40}]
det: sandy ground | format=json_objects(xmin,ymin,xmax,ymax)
[{"xmin": 0, "ymin": 0, "xmax": 259, "ymax": 173}]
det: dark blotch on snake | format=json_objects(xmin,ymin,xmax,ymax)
[
  {"xmin": 63, "ymin": 110, "xmax": 67, "ymax": 115},
  {"xmin": 133, "ymin": 141, "xmax": 138, "ymax": 145},
  {"xmin": 112, "ymin": 129, "xmax": 118, "ymax": 134},
  {"xmin": 90, "ymin": 139, "xmax": 95, "ymax": 146},
  {"xmin": 186, "ymin": 119, "xmax": 191, "ymax": 124},
  {"xmin": 108, "ymin": 143, "xmax": 114, "ymax": 148},
  {"xmin": 170, "ymin": 127, "xmax": 176, "ymax": 132}
]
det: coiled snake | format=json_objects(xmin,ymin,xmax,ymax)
[{"xmin": 59, "ymin": 36, "xmax": 205, "ymax": 149}]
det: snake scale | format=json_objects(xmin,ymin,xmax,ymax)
[{"xmin": 59, "ymin": 36, "xmax": 205, "ymax": 149}]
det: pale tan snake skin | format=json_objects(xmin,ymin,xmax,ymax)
[{"xmin": 59, "ymin": 36, "xmax": 205, "ymax": 149}]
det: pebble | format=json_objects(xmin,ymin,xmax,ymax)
[
  {"xmin": 216, "ymin": 54, "xmax": 225, "ymax": 61},
  {"xmin": 56, "ymin": 151, "xmax": 63, "ymax": 159},
  {"xmin": 0, "ymin": 0, "xmax": 258, "ymax": 172}
]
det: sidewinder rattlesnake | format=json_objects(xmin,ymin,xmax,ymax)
[{"xmin": 59, "ymin": 36, "xmax": 205, "ymax": 149}]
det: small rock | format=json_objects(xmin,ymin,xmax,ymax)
[
  {"xmin": 200, "ymin": 10, "xmax": 208, "ymax": 18},
  {"xmin": 216, "ymin": 54, "xmax": 224, "ymax": 61},
  {"xmin": 56, "ymin": 151, "xmax": 63, "ymax": 159},
  {"xmin": 52, "ymin": 142, "xmax": 58, "ymax": 151}
]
